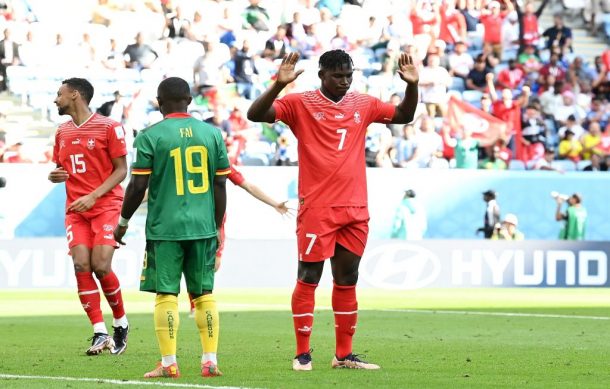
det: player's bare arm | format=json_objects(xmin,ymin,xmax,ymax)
[
  {"xmin": 239, "ymin": 181, "xmax": 295, "ymax": 216},
  {"xmin": 391, "ymin": 53, "xmax": 420, "ymax": 124},
  {"xmin": 48, "ymin": 165, "xmax": 69, "ymax": 183},
  {"xmin": 213, "ymin": 175, "xmax": 227, "ymax": 248},
  {"xmin": 68, "ymin": 155, "xmax": 127, "ymax": 213},
  {"xmin": 247, "ymin": 52, "xmax": 304, "ymax": 123},
  {"xmin": 113, "ymin": 173, "xmax": 149, "ymax": 245}
]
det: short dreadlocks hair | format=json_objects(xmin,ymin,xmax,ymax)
[{"xmin": 319, "ymin": 50, "xmax": 353, "ymax": 71}]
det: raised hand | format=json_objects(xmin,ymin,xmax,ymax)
[
  {"xmin": 396, "ymin": 53, "xmax": 419, "ymax": 85},
  {"xmin": 276, "ymin": 52, "xmax": 305, "ymax": 86}
]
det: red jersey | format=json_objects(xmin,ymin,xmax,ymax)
[
  {"xmin": 52, "ymin": 113, "xmax": 127, "ymax": 209},
  {"xmin": 480, "ymin": 13, "xmax": 506, "ymax": 44},
  {"xmin": 273, "ymin": 90, "xmax": 395, "ymax": 208},
  {"xmin": 522, "ymin": 14, "xmax": 540, "ymax": 44}
]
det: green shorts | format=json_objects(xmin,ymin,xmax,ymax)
[{"xmin": 140, "ymin": 238, "xmax": 217, "ymax": 295}]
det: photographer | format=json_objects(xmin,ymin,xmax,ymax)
[
  {"xmin": 477, "ymin": 190, "xmax": 500, "ymax": 239},
  {"xmin": 491, "ymin": 213, "xmax": 524, "ymax": 241},
  {"xmin": 555, "ymin": 192, "xmax": 587, "ymax": 240}
]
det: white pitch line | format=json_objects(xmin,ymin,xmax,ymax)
[
  {"xmin": 380, "ymin": 308, "xmax": 610, "ymax": 320},
  {"xmin": 0, "ymin": 374, "xmax": 258, "ymax": 389},
  {"xmin": 222, "ymin": 303, "xmax": 610, "ymax": 321}
]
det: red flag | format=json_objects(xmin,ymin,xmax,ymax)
[{"xmin": 444, "ymin": 96, "xmax": 508, "ymax": 147}]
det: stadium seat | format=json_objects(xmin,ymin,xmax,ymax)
[
  {"xmin": 462, "ymin": 90, "xmax": 483, "ymax": 106},
  {"xmin": 576, "ymin": 160, "xmax": 592, "ymax": 171},
  {"xmin": 551, "ymin": 160, "xmax": 576, "ymax": 171},
  {"xmin": 450, "ymin": 77, "xmax": 466, "ymax": 93},
  {"xmin": 241, "ymin": 153, "xmax": 270, "ymax": 166},
  {"xmin": 508, "ymin": 160, "xmax": 526, "ymax": 170}
]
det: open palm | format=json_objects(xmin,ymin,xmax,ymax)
[
  {"xmin": 396, "ymin": 53, "xmax": 419, "ymax": 85},
  {"xmin": 276, "ymin": 52, "xmax": 304, "ymax": 86}
]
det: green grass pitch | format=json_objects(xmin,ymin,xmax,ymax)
[{"xmin": 1, "ymin": 288, "xmax": 610, "ymax": 388}]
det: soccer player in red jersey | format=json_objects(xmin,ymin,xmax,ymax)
[
  {"xmin": 48, "ymin": 78, "xmax": 130, "ymax": 355},
  {"xmin": 188, "ymin": 164, "xmax": 293, "ymax": 315},
  {"xmin": 247, "ymin": 50, "xmax": 419, "ymax": 370}
]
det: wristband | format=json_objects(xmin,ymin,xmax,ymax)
[{"xmin": 118, "ymin": 216, "xmax": 130, "ymax": 227}]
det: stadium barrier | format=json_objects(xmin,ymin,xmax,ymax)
[
  {"xmin": 1, "ymin": 164, "xmax": 609, "ymax": 241},
  {"xmin": 1, "ymin": 238, "xmax": 608, "ymax": 289}
]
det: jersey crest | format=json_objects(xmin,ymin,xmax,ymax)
[{"xmin": 87, "ymin": 138, "xmax": 96, "ymax": 150}]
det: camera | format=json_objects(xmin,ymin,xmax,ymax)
[{"xmin": 550, "ymin": 191, "xmax": 569, "ymax": 201}]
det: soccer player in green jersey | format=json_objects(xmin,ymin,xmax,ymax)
[
  {"xmin": 113, "ymin": 77, "xmax": 230, "ymax": 379},
  {"xmin": 555, "ymin": 193, "xmax": 587, "ymax": 240}
]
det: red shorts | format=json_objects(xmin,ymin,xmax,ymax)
[
  {"xmin": 64, "ymin": 204, "xmax": 121, "ymax": 250},
  {"xmin": 296, "ymin": 206, "xmax": 369, "ymax": 262}
]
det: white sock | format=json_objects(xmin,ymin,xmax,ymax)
[
  {"xmin": 113, "ymin": 315, "xmax": 129, "ymax": 328},
  {"xmin": 161, "ymin": 355, "xmax": 177, "ymax": 367},
  {"xmin": 202, "ymin": 353, "xmax": 217, "ymax": 365},
  {"xmin": 93, "ymin": 322, "xmax": 108, "ymax": 334}
]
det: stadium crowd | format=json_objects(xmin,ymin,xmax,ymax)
[{"xmin": 0, "ymin": 0, "xmax": 609, "ymax": 171}]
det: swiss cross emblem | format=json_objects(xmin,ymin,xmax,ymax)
[
  {"xmin": 354, "ymin": 111, "xmax": 361, "ymax": 123},
  {"xmin": 87, "ymin": 138, "xmax": 96, "ymax": 150}
]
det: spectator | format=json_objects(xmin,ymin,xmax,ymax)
[
  {"xmin": 102, "ymin": 38, "xmax": 126, "ymax": 71},
  {"xmin": 479, "ymin": 144, "xmax": 508, "ymax": 169},
  {"xmin": 517, "ymin": 44, "xmax": 542, "ymax": 80},
  {"xmin": 448, "ymin": 41, "xmax": 474, "ymax": 79},
  {"xmin": 187, "ymin": 10, "xmax": 212, "ymax": 43},
  {"xmin": 580, "ymin": 120, "xmax": 603, "ymax": 160},
  {"xmin": 480, "ymin": 92, "xmax": 493, "ymax": 113},
  {"xmin": 418, "ymin": 53, "xmax": 452, "ymax": 117},
  {"xmin": 491, "ymin": 213, "xmax": 524, "ymax": 240},
  {"xmin": 330, "ymin": 24, "xmax": 351, "ymax": 51},
  {"xmin": 538, "ymin": 53, "xmax": 566, "ymax": 84},
  {"xmin": 165, "ymin": 5, "xmax": 189, "ymax": 39},
  {"xmin": 542, "ymin": 13, "xmax": 572, "ymax": 55},
  {"xmin": 96, "ymin": 90, "xmax": 126, "ymax": 123},
  {"xmin": 242, "ymin": 0, "xmax": 270, "ymax": 32},
  {"xmin": 487, "ymin": 74, "xmax": 531, "ymax": 161},
  {"xmin": 439, "ymin": 0, "xmax": 467, "ymax": 50},
  {"xmin": 394, "ymin": 123, "xmax": 418, "ymax": 168},
  {"xmin": 558, "ymin": 129, "xmax": 583, "ymax": 162},
  {"xmin": 479, "ymin": 0, "xmax": 513, "ymax": 61},
  {"xmin": 466, "ymin": 55, "xmax": 492, "ymax": 92},
  {"xmin": 18, "ymin": 29, "xmax": 39, "ymax": 67},
  {"xmin": 582, "ymin": 153, "xmax": 607, "ymax": 171},
  {"xmin": 232, "ymin": 39, "xmax": 259, "ymax": 100},
  {"xmin": 567, "ymin": 56, "xmax": 596, "ymax": 88},
  {"xmin": 585, "ymin": 98, "xmax": 609, "ymax": 129},
  {"xmin": 495, "ymin": 137, "xmax": 513, "ymax": 164},
  {"xmin": 123, "ymin": 32, "xmax": 158, "ymax": 70},
  {"xmin": 554, "ymin": 91, "xmax": 586, "ymax": 127},
  {"xmin": 521, "ymin": 1, "xmax": 541, "ymax": 47},
  {"xmin": 0, "ymin": 27, "xmax": 20, "ymax": 91},
  {"xmin": 558, "ymin": 114, "xmax": 585, "ymax": 139},
  {"xmin": 521, "ymin": 104, "xmax": 547, "ymax": 163},
  {"xmin": 265, "ymin": 25, "xmax": 291, "ymax": 59},
  {"xmin": 496, "ymin": 59, "xmax": 525, "ymax": 90},
  {"xmin": 205, "ymin": 106, "xmax": 233, "ymax": 137},
  {"xmin": 414, "ymin": 115, "xmax": 444, "ymax": 168},
  {"xmin": 444, "ymin": 126, "xmax": 479, "ymax": 169},
  {"xmin": 193, "ymin": 40, "xmax": 232, "ymax": 95},
  {"xmin": 501, "ymin": 11, "xmax": 519, "ymax": 60}
]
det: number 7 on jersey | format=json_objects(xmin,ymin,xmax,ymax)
[{"xmin": 336, "ymin": 129, "xmax": 347, "ymax": 150}]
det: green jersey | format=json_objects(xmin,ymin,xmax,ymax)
[
  {"xmin": 131, "ymin": 113, "xmax": 230, "ymax": 240},
  {"xmin": 455, "ymin": 138, "xmax": 479, "ymax": 169},
  {"xmin": 559, "ymin": 205, "xmax": 587, "ymax": 240}
]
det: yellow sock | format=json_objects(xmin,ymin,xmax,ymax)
[
  {"xmin": 154, "ymin": 294, "xmax": 179, "ymax": 357},
  {"xmin": 193, "ymin": 294, "xmax": 219, "ymax": 354}
]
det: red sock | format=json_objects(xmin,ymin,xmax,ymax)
[
  {"xmin": 291, "ymin": 279, "xmax": 317, "ymax": 355},
  {"xmin": 76, "ymin": 272, "xmax": 103, "ymax": 326},
  {"xmin": 332, "ymin": 283, "xmax": 358, "ymax": 359},
  {"xmin": 98, "ymin": 272, "xmax": 125, "ymax": 319},
  {"xmin": 188, "ymin": 293, "xmax": 195, "ymax": 310}
]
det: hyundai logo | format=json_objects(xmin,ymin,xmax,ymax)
[{"xmin": 361, "ymin": 243, "xmax": 441, "ymax": 289}]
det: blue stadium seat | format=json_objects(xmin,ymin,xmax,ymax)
[
  {"xmin": 462, "ymin": 90, "xmax": 483, "ymax": 106},
  {"xmin": 551, "ymin": 160, "xmax": 576, "ymax": 171},
  {"xmin": 508, "ymin": 160, "xmax": 526, "ymax": 170},
  {"xmin": 241, "ymin": 153, "xmax": 270, "ymax": 166}
]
